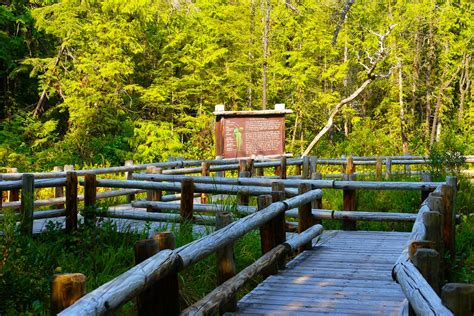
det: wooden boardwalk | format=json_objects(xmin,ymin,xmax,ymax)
[{"xmin": 233, "ymin": 230, "xmax": 410, "ymax": 315}]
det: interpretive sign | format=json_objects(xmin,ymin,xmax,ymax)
[{"xmin": 214, "ymin": 106, "xmax": 292, "ymax": 159}]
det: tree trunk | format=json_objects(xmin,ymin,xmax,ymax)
[
  {"xmin": 262, "ymin": 0, "xmax": 270, "ymax": 110},
  {"xmin": 398, "ymin": 60, "xmax": 409, "ymax": 154}
]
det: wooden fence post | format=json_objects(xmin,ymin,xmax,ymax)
[
  {"xmin": 239, "ymin": 159, "xmax": 247, "ymax": 175},
  {"xmin": 246, "ymin": 158, "xmax": 255, "ymax": 176},
  {"xmin": 441, "ymin": 283, "xmax": 474, "ymax": 316},
  {"xmin": 257, "ymin": 194, "xmax": 278, "ymax": 275},
  {"xmin": 441, "ymin": 182, "xmax": 455, "ymax": 260},
  {"xmin": 54, "ymin": 166, "xmax": 65, "ymax": 209},
  {"xmin": 135, "ymin": 232, "xmax": 179, "ymax": 316},
  {"xmin": 65, "ymin": 171, "xmax": 78, "ymax": 233},
  {"xmin": 385, "ymin": 158, "xmax": 392, "ymax": 180},
  {"xmin": 7, "ymin": 167, "xmax": 19, "ymax": 202},
  {"xmin": 84, "ymin": 173, "xmax": 97, "ymax": 226},
  {"xmin": 295, "ymin": 158, "xmax": 301, "ymax": 176},
  {"xmin": 375, "ymin": 157, "xmax": 382, "ymax": 181},
  {"xmin": 272, "ymin": 182, "xmax": 286, "ymax": 269},
  {"xmin": 298, "ymin": 183, "xmax": 313, "ymax": 252},
  {"xmin": 421, "ymin": 172, "xmax": 432, "ymax": 204},
  {"xmin": 180, "ymin": 179, "xmax": 194, "ymax": 232},
  {"xmin": 279, "ymin": 156, "xmax": 287, "ymax": 179},
  {"xmin": 215, "ymin": 156, "xmax": 225, "ymax": 178},
  {"xmin": 215, "ymin": 212, "xmax": 237, "ymax": 313},
  {"xmin": 311, "ymin": 172, "xmax": 323, "ymax": 225},
  {"xmin": 51, "ymin": 273, "xmax": 86, "ymax": 315},
  {"xmin": 238, "ymin": 171, "xmax": 250, "ymax": 206},
  {"xmin": 404, "ymin": 152, "xmax": 411, "ymax": 174},
  {"xmin": 412, "ymin": 247, "xmax": 441, "ymax": 294},
  {"xmin": 310, "ymin": 156, "xmax": 317, "ymax": 175},
  {"xmin": 302, "ymin": 156, "xmax": 310, "ymax": 179},
  {"xmin": 125, "ymin": 160, "xmax": 135, "ymax": 202},
  {"xmin": 199, "ymin": 162, "xmax": 210, "ymax": 204},
  {"xmin": 20, "ymin": 173, "xmax": 34, "ymax": 236},
  {"xmin": 146, "ymin": 166, "xmax": 162, "ymax": 212},
  {"xmin": 343, "ymin": 157, "xmax": 356, "ymax": 231}
]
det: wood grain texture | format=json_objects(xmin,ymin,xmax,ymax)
[{"xmin": 235, "ymin": 231, "xmax": 409, "ymax": 316}]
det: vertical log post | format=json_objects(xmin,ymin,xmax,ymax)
[
  {"xmin": 256, "ymin": 163, "xmax": 264, "ymax": 177},
  {"xmin": 441, "ymin": 182, "xmax": 456, "ymax": 260},
  {"xmin": 295, "ymin": 159, "xmax": 301, "ymax": 177},
  {"xmin": 385, "ymin": 158, "xmax": 392, "ymax": 180},
  {"xmin": 257, "ymin": 194, "xmax": 278, "ymax": 275},
  {"xmin": 65, "ymin": 172, "xmax": 78, "ymax": 233},
  {"xmin": 421, "ymin": 172, "xmax": 433, "ymax": 204},
  {"xmin": 298, "ymin": 183, "xmax": 313, "ymax": 252},
  {"xmin": 280, "ymin": 156, "xmax": 287, "ymax": 179},
  {"xmin": 239, "ymin": 159, "xmax": 247, "ymax": 176},
  {"xmin": 7, "ymin": 167, "xmax": 19, "ymax": 202},
  {"xmin": 53, "ymin": 166, "xmax": 64, "ymax": 209},
  {"xmin": 146, "ymin": 166, "xmax": 162, "ymax": 212},
  {"xmin": 412, "ymin": 247, "xmax": 441, "ymax": 294},
  {"xmin": 200, "ymin": 162, "xmax": 210, "ymax": 204},
  {"xmin": 215, "ymin": 156, "xmax": 225, "ymax": 178},
  {"xmin": 246, "ymin": 158, "xmax": 255, "ymax": 177},
  {"xmin": 404, "ymin": 152, "xmax": 411, "ymax": 174},
  {"xmin": 238, "ymin": 171, "xmax": 250, "ymax": 206},
  {"xmin": 51, "ymin": 273, "xmax": 86, "ymax": 315},
  {"xmin": 375, "ymin": 157, "xmax": 383, "ymax": 181},
  {"xmin": 216, "ymin": 212, "xmax": 237, "ymax": 313},
  {"xmin": 302, "ymin": 156, "xmax": 310, "ymax": 179},
  {"xmin": 310, "ymin": 156, "xmax": 318, "ymax": 175},
  {"xmin": 124, "ymin": 160, "xmax": 135, "ymax": 202},
  {"xmin": 272, "ymin": 182, "xmax": 286, "ymax": 269},
  {"xmin": 180, "ymin": 179, "xmax": 194, "ymax": 236},
  {"xmin": 343, "ymin": 157, "xmax": 356, "ymax": 231},
  {"xmin": 20, "ymin": 174, "xmax": 34, "ymax": 236},
  {"xmin": 84, "ymin": 173, "xmax": 97, "ymax": 226},
  {"xmin": 441, "ymin": 283, "xmax": 474, "ymax": 316},
  {"xmin": 135, "ymin": 232, "xmax": 179, "ymax": 316},
  {"xmin": 311, "ymin": 172, "xmax": 323, "ymax": 225}
]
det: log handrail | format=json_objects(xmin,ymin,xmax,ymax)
[
  {"xmin": 59, "ymin": 189, "xmax": 323, "ymax": 315},
  {"xmin": 391, "ymin": 183, "xmax": 454, "ymax": 315},
  {"xmin": 132, "ymin": 174, "xmax": 444, "ymax": 190},
  {"xmin": 1, "ymin": 155, "xmax": 472, "ymax": 180}
]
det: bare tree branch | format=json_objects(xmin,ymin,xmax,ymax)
[{"xmin": 303, "ymin": 25, "xmax": 395, "ymax": 156}]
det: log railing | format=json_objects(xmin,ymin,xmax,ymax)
[
  {"xmin": 59, "ymin": 189, "xmax": 323, "ymax": 315},
  {"xmin": 391, "ymin": 178, "xmax": 457, "ymax": 315}
]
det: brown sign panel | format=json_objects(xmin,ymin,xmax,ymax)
[{"xmin": 215, "ymin": 115, "xmax": 285, "ymax": 158}]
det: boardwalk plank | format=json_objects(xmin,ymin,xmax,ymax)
[{"xmin": 233, "ymin": 230, "xmax": 409, "ymax": 315}]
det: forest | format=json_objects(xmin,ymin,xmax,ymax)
[{"xmin": 0, "ymin": 0, "xmax": 473, "ymax": 169}]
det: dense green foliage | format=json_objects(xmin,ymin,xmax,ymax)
[{"xmin": 0, "ymin": 0, "xmax": 472, "ymax": 169}]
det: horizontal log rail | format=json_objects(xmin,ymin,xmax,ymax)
[
  {"xmin": 131, "ymin": 200, "xmax": 421, "ymax": 223},
  {"xmin": 2, "ymin": 155, "xmax": 472, "ymax": 180},
  {"xmin": 181, "ymin": 224, "xmax": 324, "ymax": 315},
  {"xmin": 59, "ymin": 189, "xmax": 322, "ymax": 315},
  {"xmin": 133, "ymin": 173, "xmax": 443, "ymax": 190},
  {"xmin": 83, "ymin": 179, "xmax": 299, "ymax": 196}
]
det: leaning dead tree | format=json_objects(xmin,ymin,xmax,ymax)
[{"xmin": 302, "ymin": 25, "xmax": 396, "ymax": 157}]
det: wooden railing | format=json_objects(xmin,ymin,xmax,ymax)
[
  {"xmin": 392, "ymin": 178, "xmax": 458, "ymax": 315},
  {"xmin": 59, "ymin": 188, "xmax": 323, "ymax": 315}
]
